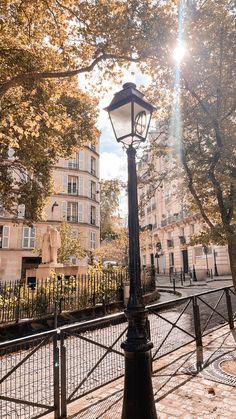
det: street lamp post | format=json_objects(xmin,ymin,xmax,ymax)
[
  {"xmin": 203, "ymin": 246, "xmax": 210, "ymax": 276},
  {"xmin": 106, "ymin": 83, "xmax": 157, "ymax": 419}
]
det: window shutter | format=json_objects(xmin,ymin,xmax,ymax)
[
  {"xmin": 84, "ymin": 203, "xmax": 89, "ymax": 224},
  {"xmin": 78, "ymin": 176, "xmax": 84, "ymax": 196},
  {"xmin": 62, "ymin": 174, "xmax": 68, "ymax": 193},
  {"xmin": 30, "ymin": 227, "xmax": 36, "ymax": 248},
  {"xmin": 61, "ymin": 201, "xmax": 67, "ymax": 220},
  {"xmin": 95, "ymin": 207, "xmax": 99, "ymax": 226},
  {"xmin": 78, "ymin": 203, "xmax": 83, "ymax": 222},
  {"xmin": 22, "ymin": 227, "xmax": 29, "ymax": 248},
  {"xmin": 18, "ymin": 204, "xmax": 25, "ymax": 218},
  {"xmin": 2, "ymin": 226, "xmax": 9, "ymax": 248},
  {"xmin": 0, "ymin": 203, "xmax": 4, "ymax": 217},
  {"xmin": 78, "ymin": 151, "xmax": 84, "ymax": 170}
]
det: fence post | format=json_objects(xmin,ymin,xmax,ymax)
[
  {"xmin": 173, "ymin": 277, "xmax": 176, "ymax": 294},
  {"xmin": 146, "ymin": 318, "xmax": 153, "ymax": 373},
  {"xmin": 15, "ymin": 281, "xmax": 21, "ymax": 324},
  {"xmin": 60, "ymin": 331, "xmax": 67, "ymax": 419},
  {"xmin": 102, "ymin": 292, "xmax": 107, "ymax": 315},
  {"xmin": 192, "ymin": 296, "xmax": 203, "ymax": 371},
  {"xmin": 54, "ymin": 299, "xmax": 58, "ymax": 329},
  {"xmin": 225, "ymin": 288, "xmax": 234, "ymax": 330},
  {"xmin": 53, "ymin": 333, "xmax": 60, "ymax": 419}
]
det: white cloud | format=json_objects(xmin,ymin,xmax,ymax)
[{"xmin": 100, "ymin": 151, "xmax": 127, "ymax": 181}]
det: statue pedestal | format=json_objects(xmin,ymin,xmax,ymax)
[{"xmin": 25, "ymin": 264, "xmax": 88, "ymax": 281}]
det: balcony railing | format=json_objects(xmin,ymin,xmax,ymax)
[
  {"xmin": 67, "ymin": 215, "xmax": 78, "ymax": 222},
  {"xmin": 161, "ymin": 211, "xmax": 190, "ymax": 227},
  {"xmin": 68, "ymin": 162, "xmax": 79, "ymax": 170},
  {"xmin": 68, "ymin": 187, "xmax": 78, "ymax": 195},
  {"xmin": 90, "ymin": 168, "xmax": 96, "ymax": 176},
  {"xmin": 90, "ymin": 218, "xmax": 96, "ymax": 225}
]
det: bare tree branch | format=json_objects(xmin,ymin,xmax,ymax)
[{"xmin": 0, "ymin": 53, "xmax": 140, "ymax": 100}]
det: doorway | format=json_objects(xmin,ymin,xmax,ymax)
[
  {"xmin": 21, "ymin": 257, "xmax": 41, "ymax": 279},
  {"xmin": 182, "ymin": 250, "xmax": 189, "ymax": 273}
]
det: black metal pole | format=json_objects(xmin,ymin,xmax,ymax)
[
  {"xmin": 121, "ymin": 146, "xmax": 157, "ymax": 419},
  {"xmin": 213, "ymin": 250, "xmax": 219, "ymax": 276},
  {"xmin": 205, "ymin": 252, "xmax": 209, "ymax": 276}
]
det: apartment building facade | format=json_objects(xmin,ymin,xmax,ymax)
[
  {"xmin": 138, "ymin": 134, "xmax": 231, "ymax": 279},
  {"xmin": 0, "ymin": 144, "xmax": 100, "ymax": 282}
]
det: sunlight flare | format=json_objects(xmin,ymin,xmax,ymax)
[{"xmin": 173, "ymin": 44, "xmax": 186, "ymax": 63}]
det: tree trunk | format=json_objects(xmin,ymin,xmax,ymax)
[{"xmin": 228, "ymin": 241, "xmax": 236, "ymax": 294}]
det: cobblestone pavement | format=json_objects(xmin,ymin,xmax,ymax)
[
  {"xmin": 1, "ymin": 287, "xmax": 235, "ymax": 419},
  {"xmin": 45, "ymin": 325, "xmax": 236, "ymax": 419}
]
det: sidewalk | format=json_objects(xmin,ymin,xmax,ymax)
[
  {"xmin": 156, "ymin": 275, "xmax": 233, "ymax": 290},
  {"xmin": 45, "ymin": 325, "xmax": 236, "ymax": 419}
]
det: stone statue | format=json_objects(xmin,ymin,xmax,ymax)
[{"xmin": 41, "ymin": 226, "xmax": 61, "ymax": 264}]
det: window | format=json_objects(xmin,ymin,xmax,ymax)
[
  {"xmin": 0, "ymin": 226, "xmax": 9, "ymax": 248},
  {"xmin": 90, "ymin": 206, "xmax": 96, "ymax": 225},
  {"xmin": 68, "ymin": 157, "xmax": 78, "ymax": 169},
  {"xmin": 67, "ymin": 202, "xmax": 78, "ymax": 222},
  {"xmin": 18, "ymin": 204, "xmax": 25, "ymax": 218},
  {"xmin": 169, "ymin": 252, "xmax": 174, "ymax": 267},
  {"xmin": 68, "ymin": 151, "xmax": 84, "ymax": 170},
  {"xmin": 195, "ymin": 246, "xmax": 212, "ymax": 257},
  {"xmin": 68, "ymin": 176, "xmax": 78, "ymax": 194},
  {"xmin": 22, "ymin": 227, "xmax": 35, "ymax": 249},
  {"xmin": 0, "ymin": 203, "xmax": 4, "ymax": 217},
  {"xmin": 190, "ymin": 224, "xmax": 195, "ymax": 235},
  {"xmin": 90, "ymin": 231, "xmax": 96, "ymax": 249},
  {"xmin": 91, "ymin": 181, "xmax": 96, "ymax": 200},
  {"xmin": 91, "ymin": 157, "xmax": 96, "ymax": 175}
]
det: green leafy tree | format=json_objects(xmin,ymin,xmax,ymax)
[
  {"xmin": 100, "ymin": 179, "xmax": 122, "ymax": 241},
  {"xmin": 96, "ymin": 223, "xmax": 128, "ymax": 265},
  {"xmin": 57, "ymin": 221, "xmax": 86, "ymax": 265}
]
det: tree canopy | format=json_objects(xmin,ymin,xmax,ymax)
[
  {"xmin": 57, "ymin": 221, "xmax": 86, "ymax": 265},
  {"xmin": 0, "ymin": 0, "xmax": 176, "ymax": 220},
  {"xmin": 147, "ymin": 0, "xmax": 236, "ymax": 285},
  {"xmin": 100, "ymin": 179, "xmax": 121, "ymax": 241}
]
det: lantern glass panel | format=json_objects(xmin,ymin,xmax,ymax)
[
  {"xmin": 109, "ymin": 102, "xmax": 132, "ymax": 141},
  {"xmin": 133, "ymin": 102, "xmax": 151, "ymax": 140}
]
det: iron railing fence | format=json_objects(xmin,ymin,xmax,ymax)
[
  {"xmin": 148, "ymin": 286, "xmax": 236, "ymax": 367},
  {"xmin": 59, "ymin": 313, "xmax": 127, "ymax": 417},
  {"xmin": 0, "ymin": 330, "xmax": 59, "ymax": 419},
  {"xmin": 0, "ymin": 271, "xmax": 126, "ymax": 325},
  {"xmin": 0, "ymin": 270, "xmax": 156, "ymax": 326},
  {"xmin": 0, "ymin": 286, "xmax": 235, "ymax": 418},
  {"xmin": 158, "ymin": 267, "xmax": 230, "ymax": 281}
]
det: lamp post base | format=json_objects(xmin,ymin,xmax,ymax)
[{"xmin": 121, "ymin": 308, "xmax": 157, "ymax": 419}]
